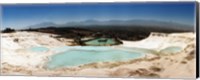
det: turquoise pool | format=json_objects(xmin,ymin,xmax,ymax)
[
  {"xmin": 160, "ymin": 46, "xmax": 182, "ymax": 53},
  {"xmin": 84, "ymin": 38, "xmax": 117, "ymax": 46},
  {"xmin": 46, "ymin": 46, "xmax": 147, "ymax": 69},
  {"xmin": 30, "ymin": 46, "xmax": 49, "ymax": 52},
  {"xmin": 29, "ymin": 46, "xmax": 182, "ymax": 69}
]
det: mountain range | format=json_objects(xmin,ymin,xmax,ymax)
[{"xmin": 27, "ymin": 19, "xmax": 194, "ymax": 32}]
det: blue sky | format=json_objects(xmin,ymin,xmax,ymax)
[{"xmin": 1, "ymin": 2, "xmax": 196, "ymax": 29}]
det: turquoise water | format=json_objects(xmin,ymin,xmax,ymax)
[
  {"xmin": 30, "ymin": 46, "xmax": 49, "ymax": 52},
  {"xmin": 160, "ymin": 46, "xmax": 182, "ymax": 53},
  {"xmin": 84, "ymin": 38, "xmax": 117, "ymax": 46},
  {"xmin": 46, "ymin": 46, "xmax": 146, "ymax": 69},
  {"xmin": 29, "ymin": 46, "xmax": 182, "ymax": 69}
]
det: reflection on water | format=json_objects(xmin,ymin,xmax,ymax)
[{"xmin": 83, "ymin": 38, "xmax": 119, "ymax": 46}]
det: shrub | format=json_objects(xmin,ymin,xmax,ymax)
[{"xmin": 1, "ymin": 28, "xmax": 15, "ymax": 33}]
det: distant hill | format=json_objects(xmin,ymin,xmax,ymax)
[
  {"xmin": 27, "ymin": 22, "xmax": 58, "ymax": 29},
  {"xmin": 20, "ymin": 20, "xmax": 194, "ymax": 41},
  {"xmin": 26, "ymin": 19, "xmax": 194, "ymax": 32}
]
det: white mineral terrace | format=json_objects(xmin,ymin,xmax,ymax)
[{"xmin": 1, "ymin": 31, "xmax": 196, "ymax": 78}]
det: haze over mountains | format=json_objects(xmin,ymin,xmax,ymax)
[
  {"xmin": 27, "ymin": 19, "xmax": 194, "ymax": 32},
  {"xmin": 1, "ymin": 19, "xmax": 193, "ymax": 40}
]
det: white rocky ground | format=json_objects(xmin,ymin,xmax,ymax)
[
  {"xmin": 1, "ymin": 32, "xmax": 73, "ymax": 68},
  {"xmin": 0, "ymin": 31, "xmax": 196, "ymax": 78}
]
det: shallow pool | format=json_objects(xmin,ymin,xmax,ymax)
[
  {"xmin": 30, "ymin": 46, "xmax": 49, "ymax": 52},
  {"xmin": 46, "ymin": 46, "xmax": 146, "ymax": 69},
  {"xmin": 83, "ymin": 38, "xmax": 119, "ymax": 46},
  {"xmin": 160, "ymin": 46, "xmax": 182, "ymax": 53}
]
